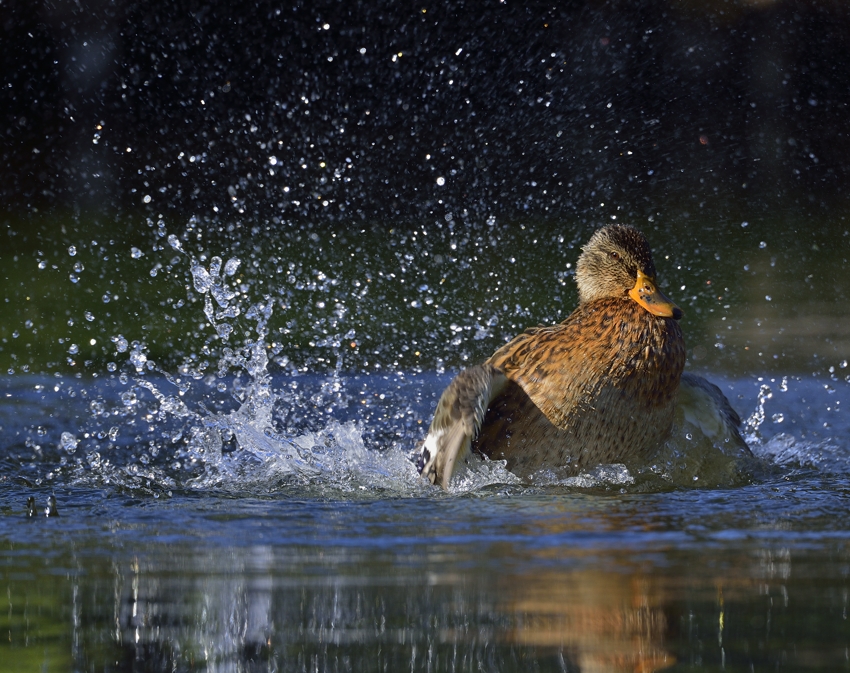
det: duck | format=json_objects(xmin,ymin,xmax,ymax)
[{"xmin": 417, "ymin": 224, "xmax": 748, "ymax": 489}]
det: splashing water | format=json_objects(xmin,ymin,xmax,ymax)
[
  {"xmin": 62, "ymin": 234, "xmax": 849, "ymax": 498},
  {"xmin": 75, "ymin": 250, "xmax": 436, "ymax": 497}
]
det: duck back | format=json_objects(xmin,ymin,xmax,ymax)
[{"xmin": 475, "ymin": 297, "xmax": 686, "ymax": 475}]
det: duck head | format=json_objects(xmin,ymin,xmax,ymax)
[{"xmin": 575, "ymin": 225, "xmax": 683, "ymax": 320}]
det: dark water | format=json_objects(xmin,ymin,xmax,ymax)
[{"xmin": 5, "ymin": 482, "xmax": 850, "ymax": 673}]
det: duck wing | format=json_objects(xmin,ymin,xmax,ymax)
[
  {"xmin": 417, "ymin": 363, "xmax": 508, "ymax": 489},
  {"xmin": 677, "ymin": 372, "xmax": 750, "ymax": 453}
]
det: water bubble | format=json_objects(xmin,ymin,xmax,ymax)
[
  {"xmin": 84, "ymin": 311, "xmax": 95, "ymax": 322},
  {"xmin": 131, "ymin": 247, "xmax": 144, "ymax": 259},
  {"xmin": 68, "ymin": 245, "xmax": 77, "ymax": 256},
  {"xmin": 60, "ymin": 432, "xmax": 78, "ymax": 454},
  {"xmin": 121, "ymin": 390, "xmax": 138, "ymax": 407},
  {"xmin": 143, "ymin": 195, "xmax": 151, "ymax": 204},
  {"xmin": 759, "ymin": 241, "xmax": 767, "ymax": 249},
  {"xmin": 268, "ymin": 156, "xmax": 278, "ymax": 166},
  {"xmin": 38, "ymin": 260, "xmax": 47, "ymax": 270},
  {"xmin": 436, "ymin": 176, "xmax": 446, "ymax": 186},
  {"xmin": 68, "ymin": 344, "xmax": 79, "ymax": 355}
]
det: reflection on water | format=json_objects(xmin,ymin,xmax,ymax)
[{"xmin": 4, "ymin": 490, "xmax": 850, "ymax": 673}]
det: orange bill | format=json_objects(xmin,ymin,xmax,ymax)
[{"xmin": 628, "ymin": 269, "xmax": 683, "ymax": 319}]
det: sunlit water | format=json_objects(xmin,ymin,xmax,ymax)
[{"xmin": 3, "ymin": 251, "xmax": 850, "ymax": 672}]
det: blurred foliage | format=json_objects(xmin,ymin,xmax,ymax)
[{"xmin": 1, "ymin": 203, "xmax": 848, "ymax": 378}]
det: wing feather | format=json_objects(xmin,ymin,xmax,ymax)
[{"xmin": 417, "ymin": 364, "xmax": 508, "ymax": 489}]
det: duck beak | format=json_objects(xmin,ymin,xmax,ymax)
[{"xmin": 629, "ymin": 270, "xmax": 683, "ymax": 319}]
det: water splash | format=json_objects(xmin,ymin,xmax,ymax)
[
  {"xmin": 744, "ymin": 383, "xmax": 773, "ymax": 441},
  {"xmin": 64, "ymin": 237, "xmax": 849, "ymax": 498},
  {"xmin": 78, "ymin": 249, "xmax": 433, "ymax": 497}
]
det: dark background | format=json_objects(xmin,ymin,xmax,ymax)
[
  {"xmin": 4, "ymin": 0, "xmax": 850, "ymax": 228},
  {"xmin": 2, "ymin": 0, "xmax": 850, "ymax": 377}
]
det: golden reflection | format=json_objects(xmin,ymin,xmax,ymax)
[{"xmin": 496, "ymin": 569, "xmax": 674, "ymax": 673}]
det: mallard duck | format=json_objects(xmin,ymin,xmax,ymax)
[{"xmin": 417, "ymin": 224, "xmax": 748, "ymax": 489}]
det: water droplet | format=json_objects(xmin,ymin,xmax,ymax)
[
  {"xmin": 436, "ymin": 176, "xmax": 445, "ymax": 186},
  {"xmin": 143, "ymin": 194, "xmax": 151, "ymax": 203},
  {"xmin": 223, "ymin": 258, "xmax": 241, "ymax": 276},
  {"xmin": 60, "ymin": 432, "xmax": 78, "ymax": 454},
  {"xmin": 129, "ymin": 344, "xmax": 148, "ymax": 372},
  {"xmin": 759, "ymin": 241, "xmax": 767, "ymax": 249},
  {"xmin": 68, "ymin": 245, "xmax": 77, "ymax": 256},
  {"xmin": 131, "ymin": 247, "xmax": 144, "ymax": 259},
  {"xmin": 111, "ymin": 334, "xmax": 128, "ymax": 353},
  {"xmin": 191, "ymin": 265, "xmax": 212, "ymax": 293},
  {"xmin": 772, "ymin": 413, "xmax": 785, "ymax": 423},
  {"xmin": 84, "ymin": 311, "xmax": 95, "ymax": 322},
  {"xmin": 68, "ymin": 344, "xmax": 79, "ymax": 355}
]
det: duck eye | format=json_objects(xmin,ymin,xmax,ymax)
[{"xmin": 609, "ymin": 251, "xmax": 620, "ymax": 261}]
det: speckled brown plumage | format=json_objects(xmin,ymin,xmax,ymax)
[
  {"xmin": 476, "ymin": 296, "xmax": 685, "ymax": 476},
  {"xmin": 417, "ymin": 224, "xmax": 713, "ymax": 489}
]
